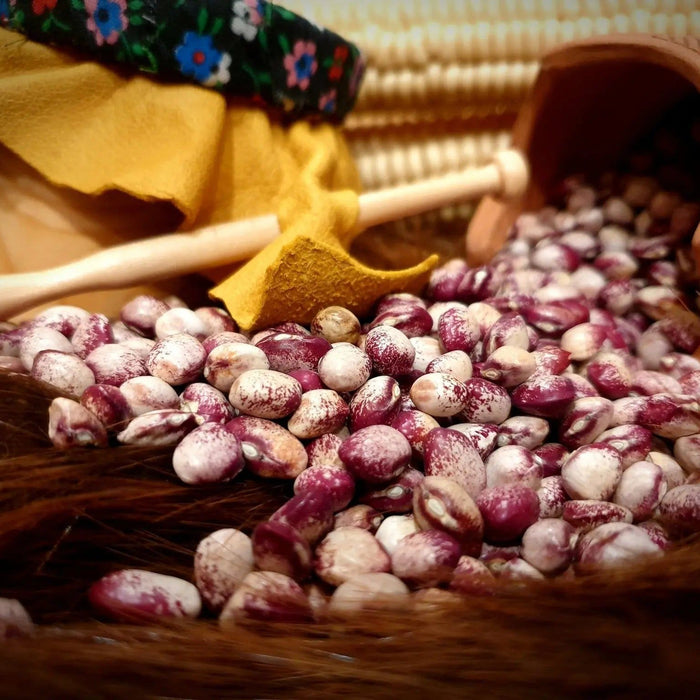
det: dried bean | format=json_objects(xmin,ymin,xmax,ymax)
[
  {"xmin": 252, "ymin": 521, "xmax": 313, "ymax": 581},
  {"xmin": 229, "ymin": 369, "xmax": 302, "ymax": 419},
  {"xmin": 338, "ymin": 425, "xmax": 411, "ymax": 484},
  {"xmin": 294, "ymin": 464, "xmax": 355, "ymax": 511},
  {"xmin": 204, "ymin": 342, "xmax": 269, "ymax": 392},
  {"xmin": 537, "ymin": 475, "xmax": 569, "ymax": 518},
  {"xmin": 117, "ymin": 409, "xmax": 200, "ymax": 447},
  {"xmin": 179, "ymin": 383, "xmax": 234, "ymax": 424},
  {"xmin": 497, "ymin": 416, "xmax": 549, "ymax": 450},
  {"xmin": 328, "ymin": 573, "xmax": 410, "ymax": 615},
  {"xmin": 120, "ymin": 295, "xmax": 169, "ymax": 336},
  {"xmin": 485, "ymin": 446, "xmax": 543, "ymax": 490},
  {"xmin": 562, "ymin": 500, "xmax": 633, "ymax": 532},
  {"xmin": 390, "ymin": 530, "xmax": 461, "ymax": 588},
  {"xmin": 317, "ymin": 343, "xmax": 371, "ymax": 392},
  {"xmin": 119, "ymin": 375, "xmax": 179, "ymax": 416},
  {"xmin": 363, "ymin": 326, "xmax": 415, "ymax": 377},
  {"xmin": 349, "ymin": 375, "xmax": 401, "ymax": 431},
  {"xmin": 194, "ymin": 307, "xmax": 237, "ymax": 335},
  {"xmin": 48, "ymin": 397, "xmax": 108, "ymax": 448},
  {"xmin": 374, "ymin": 514, "xmax": 420, "ymax": 555},
  {"xmin": 333, "ymin": 505, "xmax": 383, "ymax": 532},
  {"xmin": 574, "ymin": 523, "xmax": 662, "ymax": 573},
  {"xmin": 423, "ymin": 427, "xmax": 486, "ymax": 498},
  {"xmin": 146, "ymin": 333, "xmax": 206, "ymax": 385},
  {"xmin": 172, "ymin": 423, "xmax": 244, "ymax": 484},
  {"xmin": 155, "ymin": 308, "xmax": 208, "ymax": 339},
  {"xmin": 19, "ymin": 326, "xmax": 73, "ymax": 371},
  {"xmin": 256, "ymin": 333, "xmax": 331, "ymax": 373},
  {"xmin": 85, "ymin": 344, "xmax": 147, "ymax": 386},
  {"xmin": 287, "ymin": 389, "xmax": 349, "ymax": 439},
  {"xmin": 459, "ymin": 378, "xmax": 511, "ymax": 424},
  {"xmin": 612, "ymin": 460, "xmax": 667, "ymax": 522},
  {"xmin": 31, "ymin": 350, "xmax": 95, "ymax": 397},
  {"xmin": 269, "ymin": 492, "xmax": 335, "ymax": 545},
  {"xmin": 311, "ymin": 306, "xmax": 361, "ymax": 344},
  {"xmin": 560, "ymin": 444, "xmax": 622, "ymax": 501},
  {"xmin": 476, "ymin": 484, "xmax": 540, "ymax": 543},
  {"xmin": 72, "ymin": 313, "xmax": 114, "ymax": 358}
]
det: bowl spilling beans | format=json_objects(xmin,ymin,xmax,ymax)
[{"xmin": 2, "ymin": 149, "xmax": 700, "ymax": 630}]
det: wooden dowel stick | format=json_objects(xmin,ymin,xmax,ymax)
[{"xmin": 0, "ymin": 149, "xmax": 528, "ymax": 319}]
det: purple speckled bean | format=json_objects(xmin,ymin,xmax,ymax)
[
  {"xmin": 229, "ymin": 369, "xmax": 302, "ymax": 419},
  {"xmin": 485, "ymin": 445, "xmax": 543, "ymax": 490},
  {"xmin": 333, "ymin": 504, "xmax": 383, "ymax": 532},
  {"xmin": 612, "ymin": 460, "xmax": 668, "ymax": 522},
  {"xmin": 423, "ymin": 427, "xmax": 486, "ymax": 498},
  {"xmin": 497, "ymin": 416, "xmax": 550, "ymax": 450},
  {"xmin": 204, "ymin": 342, "xmax": 269, "ymax": 393},
  {"xmin": 19, "ymin": 326, "xmax": 73, "ymax": 371},
  {"xmin": 179, "ymin": 382, "xmax": 234, "ymax": 424},
  {"xmin": 269, "ymin": 491, "xmax": 336, "ymax": 545},
  {"xmin": 85, "ymin": 344, "xmax": 147, "ymax": 386},
  {"xmin": 252, "ymin": 520, "xmax": 312, "ymax": 581},
  {"xmin": 294, "ymin": 464, "xmax": 355, "ymax": 512},
  {"xmin": 314, "ymin": 527, "xmax": 391, "ymax": 586},
  {"xmin": 120, "ymin": 295, "xmax": 170, "ymax": 337},
  {"xmin": 194, "ymin": 528, "xmax": 254, "ymax": 612},
  {"xmin": 413, "ymin": 476, "xmax": 484, "ymax": 556},
  {"xmin": 561, "ymin": 443, "xmax": 623, "ymax": 501},
  {"xmin": 219, "ymin": 571, "xmax": 313, "ymax": 625},
  {"xmin": 520, "ymin": 518, "xmax": 576, "ymax": 575},
  {"xmin": 574, "ymin": 523, "xmax": 662, "ymax": 573},
  {"xmin": 448, "ymin": 423, "xmax": 500, "ymax": 460},
  {"xmin": 448, "ymin": 556, "xmax": 496, "ymax": 596},
  {"xmin": 511, "ymin": 375, "xmax": 575, "ymax": 419},
  {"xmin": 31, "ymin": 350, "xmax": 95, "ymax": 397},
  {"xmin": 390, "ymin": 409, "xmax": 440, "ymax": 458},
  {"xmin": 117, "ymin": 409, "xmax": 201, "ymax": 447},
  {"xmin": 537, "ymin": 475, "xmax": 569, "ymax": 518},
  {"xmin": 409, "ymin": 372, "xmax": 468, "ymax": 418},
  {"xmin": 596, "ymin": 424, "xmax": 653, "ymax": 468},
  {"xmin": 458, "ymin": 378, "xmax": 512, "ymax": 424},
  {"xmin": 349, "ymin": 375, "xmax": 401, "ymax": 432},
  {"xmin": 476, "ymin": 484, "xmax": 540, "ymax": 544},
  {"xmin": 194, "ymin": 307, "xmax": 238, "ymax": 335},
  {"xmin": 305, "ymin": 432, "xmax": 345, "ymax": 469},
  {"xmin": 409, "ymin": 336, "xmax": 442, "ymax": 374},
  {"xmin": 89, "ymin": 569, "xmax": 201, "ymax": 622},
  {"xmin": 390, "ymin": 530, "xmax": 461, "ymax": 588},
  {"xmin": 256, "ymin": 333, "xmax": 332, "ymax": 373},
  {"xmin": 227, "ymin": 416, "xmax": 308, "ymax": 479},
  {"xmin": 201, "ymin": 331, "xmax": 251, "ymax": 354},
  {"xmin": 562, "ymin": 500, "xmax": 633, "ymax": 532},
  {"xmin": 317, "ymin": 343, "xmax": 371, "ymax": 392},
  {"xmin": 358, "ymin": 467, "xmax": 424, "ymax": 514},
  {"xmin": 172, "ymin": 423, "xmax": 244, "ymax": 484},
  {"xmin": 437, "ymin": 306, "xmax": 481, "ymax": 354},
  {"xmin": 370, "ymin": 304, "xmax": 433, "ymax": 338},
  {"xmin": 329, "ymin": 573, "xmax": 410, "ymax": 615},
  {"xmin": 72, "ymin": 313, "xmax": 114, "ymax": 359},
  {"xmin": 32, "ymin": 305, "xmax": 89, "ymax": 337},
  {"xmin": 146, "ymin": 333, "xmax": 206, "ymax": 386},
  {"xmin": 48, "ymin": 397, "xmax": 108, "ymax": 448},
  {"xmin": 338, "ymin": 425, "xmax": 411, "ymax": 484},
  {"xmin": 363, "ymin": 325, "xmax": 415, "ymax": 377},
  {"xmin": 657, "ymin": 484, "xmax": 700, "ymax": 536},
  {"xmin": 155, "ymin": 308, "xmax": 209, "ymax": 339},
  {"xmin": 80, "ymin": 384, "xmax": 132, "ymax": 430},
  {"xmin": 119, "ymin": 375, "xmax": 180, "ymax": 416},
  {"xmin": 287, "ymin": 389, "xmax": 349, "ymax": 439},
  {"xmin": 559, "ymin": 396, "xmax": 614, "ymax": 449},
  {"xmin": 533, "ymin": 443, "xmax": 569, "ymax": 477},
  {"xmin": 287, "ymin": 369, "xmax": 325, "ymax": 392}
]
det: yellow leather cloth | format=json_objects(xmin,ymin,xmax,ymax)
[{"xmin": 0, "ymin": 28, "xmax": 435, "ymax": 330}]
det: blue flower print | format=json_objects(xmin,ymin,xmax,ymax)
[
  {"xmin": 0, "ymin": 0, "xmax": 11, "ymax": 23},
  {"xmin": 175, "ymin": 31, "xmax": 225, "ymax": 84}
]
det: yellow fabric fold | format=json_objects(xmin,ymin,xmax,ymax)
[{"xmin": 0, "ymin": 28, "xmax": 436, "ymax": 330}]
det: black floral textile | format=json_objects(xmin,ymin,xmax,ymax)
[{"xmin": 0, "ymin": 0, "xmax": 365, "ymax": 121}]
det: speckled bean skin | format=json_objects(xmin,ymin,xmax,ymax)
[
  {"xmin": 201, "ymin": 332, "xmax": 251, "ymax": 354},
  {"xmin": 294, "ymin": 465, "xmax": 355, "ymax": 512},
  {"xmin": 179, "ymin": 383, "xmax": 235, "ymax": 424},
  {"xmin": 219, "ymin": 571, "xmax": 313, "ymax": 625},
  {"xmin": 423, "ymin": 427, "xmax": 486, "ymax": 499},
  {"xmin": 574, "ymin": 523, "xmax": 662, "ymax": 573},
  {"xmin": 19, "ymin": 326, "xmax": 74, "ymax": 371},
  {"xmin": 310, "ymin": 306, "xmax": 361, "ymax": 345},
  {"xmin": 146, "ymin": 333, "xmax": 207, "ymax": 386},
  {"xmin": 31, "ymin": 350, "xmax": 95, "ymax": 397},
  {"xmin": 390, "ymin": 530, "xmax": 461, "ymax": 588},
  {"xmin": 172, "ymin": 423, "xmax": 244, "ymax": 485},
  {"xmin": 89, "ymin": 569, "xmax": 202, "ymax": 622},
  {"xmin": 252, "ymin": 520, "xmax": 313, "ymax": 581},
  {"xmin": 194, "ymin": 306, "xmax": 238, "ymax": 335},
  {"xmin": 155, "ymin": 308, "xmax": 209, "ymax": 339},
  {"xmin": 305, "ymin": 433, "xmax": 345, "ymax": 469},
  {"xmin": 48, "ymin": 397, "xmax": 108, "ymax": 448},
  {"xmin": 72, "ymin": 313, "xmax": 114, "ymax": 359},
  {"xmin": 363, "ymin": 326, "xmax": 415, "ymax": 377},
  {"xmin": 227, "ymin": 416, "xmax": 308, "ymax": 479},
  {"xmin": 85, "ymin": 344, "xmax": 147, "ymax": 386},
  {"xmin": 333, "ymin": 504, "xmax": 383, "ymax": 532},
  {"xmin": 657, "ymin": 484, "xmax": 700, "ymax": 536},
  {"xmin": 117, "ymin": 409, "xmax": 201, "ymax": 447},
  {"xmin": 458, "ymin": 378, "xmax": 512, "ymax": 424},
  {"xmin": 409, "ymin": 372, "xmax": 468, "ymax": 418},
  {"xmin": 256, "ymin": 333, "xmax": 332, "ymax": 373},
  {"xmin": 358, "ymin": 467, "xmax": 424, "ymax": 514},
  {"xmin": 314, "ymin": 527, "xmax": 391, "ymax": 586},
  {"xmin": 204, "ymin": 342, "xmax": 270, "ymax": 393},
  {"xmin": 269, "ymin": 492, "xmax": 336, "ymax": 545},
  {"xmin": 194, "ymin": 528, "xmax": 254, "ymax": 612},
  {"xmin": 476, "ymin": 484, "xmax": 540, "ymax": 544},
  {"xmin": 349, "ymin": 376, "xmax": 402, "ymax": 432},
  {"xmin": 229, "ymin": 369, "xmax": 302, "ymax": 419},
  {"xmin": 562, "ymin": 500, "xmax": 633, "ymax": 532},
  {"xmin": 119, "ymin": 375, "xmax": 180, "ymax": 416},
  {"xmin": 390, "ymin": 410, "xmax": 440, "ymax": 458},
  {"xmin": 120, "ymin": 295, "xmax": 170, "ymax": 337},
  {"xmin": 328, "ymin": 573, "xmax": 410, "ymax": 614},
  {"xmin": 316, "ymin": 343, "xmax": 372, "ymax": 392},
  {"xmin": 338, "ymin": 425, "xmax": 412, "ymax": 484},
  {"xmin": 80, "ymin": 384, "xmax": 132, "ymax": 430},
  {"xmin": 561, "ymin": 443, "xmax": 623, "ymax": 501},
  {"xmin": 287, "ymin": 389, "xmax": 349, "ymax": 439}
]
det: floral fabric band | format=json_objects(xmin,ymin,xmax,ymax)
[{"xmin": 0, "ymin": 0, "xmax": 365, "ymax": 121}]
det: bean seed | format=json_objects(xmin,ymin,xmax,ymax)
[
  {"xmin": 119, "ymin": 336, "xmax": 156, "ymax": 360},
  {"xmin": 294, "ymin": 464, "xmax": 355, "ymax": 511},
  {"xmin": 363, "ymin": 325, "xmax": 415, "ymax": 377},
  {"xmin": 537, "ymin": 475, "xmax": 569, "ymax": 518},
  {"xmin": 201, "ymin": 331, "xmax": 251, "ymax": 353},
  {"xmin": 252, "ymin": 520, "xmax": 312, "ymax": 581},
  {"xmin": 31, "ymin": 350, "xmax": 95, "ymax": 397},
  {"xmin": 314, "ymin": 527, "xmax": 391, "ymax": 586},
  {"xmin": 370, "ymin": 304, "xmax": 433, "ymax": 338},
  {"xmin": 219, "ymin": 571, "xmax": 313, "ymax": 625},
  {"xmin": 412, "ymin": 476, "xmax": 484, "ymax": 556},
  {"xmin": 562, "ymin": 500, "xmax": 633, "ymax": 532},
  {"xmin": 89, "ymin": 569, "xmax": 201, "ymax": 622},
  {"xmin": 72, "ymin": 313, "xmax": 114, "ymax": 359},
  {"xmin": 147, "ymin": 333, "xmax": 206, "ymax": 385},
  {"xmin": 646, "ymin": 451, "xmax": 687, "ymax": 490},
  {"xmin": 48, "ymin": 397, "xmax": 108, "ymax": 448},
  {"xmin": 317, "ymin": 343, "xmax": 371, "ymax": 391},
  {"xmin": 333, "ymin": 504, "xmax": 383, "ymax": 532},
  {"xmin": 179, "ymin": 382, "xmax": 234, "ymax": 424},
  {"xmin": 287, "ymin": 389, "xmax": 349, "ymax": 439},
  {"xmin": 117, "ymin": 409, "xmax": 200, "ymax": 447},
  {"xmin": 80, "ymin": 384, "xmax": 132, "ymax": 430},
  {"xmin": 338, "ymin": 425, "xmax": 411, "ymax": 484},
  {"xmin": 423, "ymin": 427, "xmax": 486, "ymax": 498},
  {"xmin": 533, "ymin": 443, "xmax": 569, "ymax": 477},
  {"xmin": 409, "ymin": 372, "xmax": 468, "ymax": 417},
  {"xmin": 349, "ymin": 375, "xmax": 401, "ymax": 432},
  {"xmin": 194, "ymin": 306, "xmax": 237, "ymax": 335},
  {"xmin": 155, "ymin": 307, "xmax": 209, "ymax": 339},
  {"xmin": 596, "ymin": 424, "xmax": 653, "ymax": 467},
  {"xmin": 172, "ymin": 423, "xmax": 244, "ymax": 484},
  {"xmin": 328, "ymin": 573, "xmax": 410, "ymax": 615},
  {"xmin": 437, "ymin": 306, "xmax": 481, "ymax": 353},
  {"xmin": 476, "ymin": 484, "xmax": 540, "ymax": 543},
  {"xmin": 486, "ymin": 445, "xmax": 543, "ymax": 490},
  {"xmin": 305, "ymin": 432, "xmax": 345, "ymax": 469},
  {"xmin": 448, "ymin": 423, "xmax": 499, "ymax": 460},
  {"xmin": 574, "ymin": 523, "xmax": 662, "ymax": 573},
  {"xmin": 0, "ymin": 598, "xmax": 34, "ymax": 639},
  {"xmin": 497, "ymin": 416, "xmax": 550, "ymax": 450},
  {"xmin": 585, "ymin": 351, "xmax": 633, "ymax": 400},
  {"xmin": 204, "ymin": 342, "xmax": 269, "ymax": 393},
  {"xmin": 227, "ymin": 416, "xmax": 308, "ymax": 479},
  {"xmin": 229, "ymin": 369, "xmax": 302, "ymax": 419},
  {"xmin": 269, "ymin": 492, "xmax": 335, "ymax": 545},
  {"xmin": 391, "ymin": 409, "xmax": 440, "ymax": 458},
  {"xmin": 448, "ymin": 556, "xmax": 495, "ymax": 596},
  {"xmin": 256, "ymin": 333, "xmax": 331, "ymax": 373},
  {"xmin": 561, "ymin": 443, "xmax": 622, "ymax": 501},
  {"xmin": 409, "ymin": 336, "xmax": 442, "ymax": 375},
  {"xmin": 194, "ymin": 529, "xmax": 254, "ymax": 612},
  {"xmin": 390, "ymin": 530, "xmax": 461, "ymax": 588},
  {"xmin": 511, "ymin": 375, "xmax": 575, "ymax": 419},
  {"xmin": 612, "ymin": 460, "xmax": 667, "ymax": 522},
  {"xmin": 657, "ymin": 484, "xmax": 700, "ymax": 536},
  {"xmin": 673, "ymin": 433, "xmax": 700, "ymax": 473},
  {"xmin": 119, "ymin": 375, "xmax": 180, "ymax": 416},
  {"xmin": 310, "ymin": 306, "xmax": 361, "ymax": 344},
  {"xmin": 500, "ymin": 557, "xmax": 547, "ymax": 582},
  {"xmin": 19, "ymin": 326, "xmax": 73, "ymax": 371},
  {"xmin": 559, "ymin": 396, "xmax": 614, "ymax": 449},
  {"xmin": 85, "ymin": 344, "xmax": 147, "ymax": 386},
  {"xmin": 32, "ymin": 305, "xmax": 89, "ymax": 337},
  {"xmin": 120, "ymin": 295, "xmax": 170, "ymax": 337},
  {"xmin": 374, "ymin": 514, "xmax": 419, "ymax": 555}
]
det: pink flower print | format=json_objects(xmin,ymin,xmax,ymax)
[
  {"xmin": 283, "ymin": 40, "xmax": 317, "ymax": 91},
  {"xmin": 318, "ymin": 89, "xmax": 337, "ymax": 114},
  {"xmin": 85, "ymin": 0, "xmax": 128, "ymax": 47}
]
